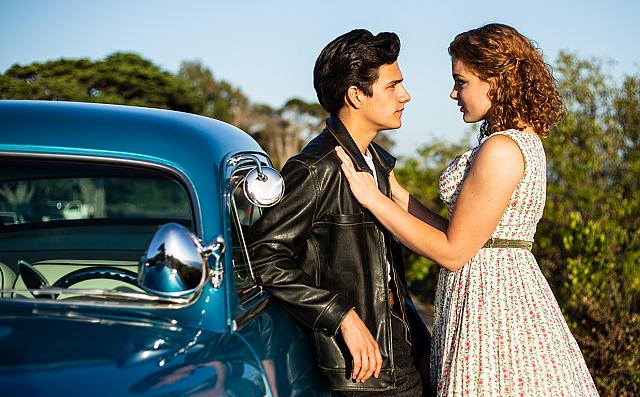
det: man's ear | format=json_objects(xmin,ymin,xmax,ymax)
[{"xmin": 345, "ymin": 86, "xmax": 362, "ymax": 109}]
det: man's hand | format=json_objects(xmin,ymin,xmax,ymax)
[
  {"xmin": 339, "ymin": 309, "xmax": 382, "ymax": 382},
  {"xmin": 335, "ymin": 146, "xmax": 381, "ymax": 209}
]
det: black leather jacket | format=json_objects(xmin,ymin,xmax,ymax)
[{"xmin": 248, "ymin": 116, "xmax": 430, "ymax": 391}]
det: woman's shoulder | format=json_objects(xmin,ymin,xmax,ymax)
[
  {"xmin": 475, "ymin": 133, "xmax": 526, "ymax": 176},
  {"xmin": 481, "ymin": 132, "xmax": 524, "ymax": 157}
]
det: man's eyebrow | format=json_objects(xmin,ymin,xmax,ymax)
[{"xmin": 386, "ymin": 79, "xmax": 403, "ymax": 87}]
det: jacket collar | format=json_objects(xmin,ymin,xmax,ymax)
[{"xmin": 325, "ymin": 115, "xmax": 396, "ymax": 175}]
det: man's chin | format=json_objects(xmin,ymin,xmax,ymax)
[
  {"xmin": 374, "ymin": 118, "xmax": 403, "ymax": 132},
  {"xmin": 388, "ymin": 120, "xmax": 403, "ymax": 130}
]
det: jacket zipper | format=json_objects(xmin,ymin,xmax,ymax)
[
  {"xmin": 387, "ymin": 231, "xmax": 413, "ymax": 347},
  {"xmin": 378, "ymin": 228, "xmax": 396, "ymax": 386}
]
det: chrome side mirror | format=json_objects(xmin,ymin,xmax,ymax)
[
  {"xmin": 139, "ymin": 223, "xmax": 225, "ymax": 297},
  {"xmin": 244, "ymin": 166, "xmax": 284, "ymax": 207},
  {"xmin": 229, "ymin": 154, "xmax": 285, "ymax": 207}
]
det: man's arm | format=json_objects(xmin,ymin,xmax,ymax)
[{"xmin": 247, "ymin": 159, "xmax": 353, "ymax": 335}]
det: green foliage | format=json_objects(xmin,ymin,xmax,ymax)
[
  {"xmin": 539, "ymin": 52, "xmax": 640, "ymax": 396},
  {"xmin": 178, "ymin": 60, "xmax": 248, "ymax": 123},
  {"xmin": 1, "ymin": 53, "xmax": 204, "ymax": 113},
  {"xmin": 394, "ymin": 137, "xmax": 473, "ymax": 294},
  {"xmin": 177, "ymin": 60, "xmax": 330, "ymax": 168},
  {"xmin": 398, "ymin": 53, "xmax": 639, "ymax": 396},
  {"xmin": 395, "ymin": 136, "xmax": 472, "ymax": 210}
]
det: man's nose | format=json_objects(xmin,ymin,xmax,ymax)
[{"xmin": 400, "ymin": 86, "xmax": 411, "ymax": 103}]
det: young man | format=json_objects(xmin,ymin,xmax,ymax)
[{"xmin": 248, "ymin": 29, "xmax": 431, "ymax": 396}]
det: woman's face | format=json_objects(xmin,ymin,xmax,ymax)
[{"xmin": 450, "ymin": 59, "xmax": 493, "ymax": 123}]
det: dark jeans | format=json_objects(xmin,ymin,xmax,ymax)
[{"xmin": 330, "ymin": 312, "xmax": 422, "ymax": 397}]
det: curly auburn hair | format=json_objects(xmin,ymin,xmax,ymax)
[{"xmin": 448, "ymin": 23, "xmax": 564, "ymax": 139}]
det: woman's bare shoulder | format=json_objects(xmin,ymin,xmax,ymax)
[{"xmin": 472, "ymin": 134, "xmax": 525, "ymax": 180}]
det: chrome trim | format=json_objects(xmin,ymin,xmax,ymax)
[
  {"xmin": 139, "ymin": 223, "xmax": 226, "ymax": 297},
  {"xmin": 227, "ymin": 154, "xmax": 284, "ymax": 207},
  {"xmin": 1, "ymin": 288, "xmax": 191, "ymax": 307},
  {"xmin": 220, "ymin": 152, "xmax": 273, "ymax": 328}
]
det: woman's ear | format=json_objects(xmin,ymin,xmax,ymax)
[{"xmin": 345, "ymin": 85, "xmax": 362, "ymax": 109}]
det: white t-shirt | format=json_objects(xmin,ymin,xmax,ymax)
[{"xmin": 363, "ymin": 149, "xmax": 378, "ymax": 186}]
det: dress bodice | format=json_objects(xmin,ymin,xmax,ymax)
[{"xmin": 438, "ymin": 129, "xmax": 546, "ymax": 241}]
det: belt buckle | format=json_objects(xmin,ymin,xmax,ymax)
[{"xmin": 486, "ymin": 237, "xmax": 494, "ymax": 248}]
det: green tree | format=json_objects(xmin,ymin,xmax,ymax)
[
  {"xmin": 178, "ymin": 60, "xmax": 249, "ymax": 123},
  {"xmin": 1, "ymin": 52, "xmax": 204, "ymax": 113},
  {"xmin": 234, "ymin": 97, "xmax": 328, "ymax": 169},
  {"xmin": 178, "ymin": 61, "xmax": 333, "ymax": 168},
  {"xmin": 537, "ymin": 52, "xmax": 639, "ymax": 396}
]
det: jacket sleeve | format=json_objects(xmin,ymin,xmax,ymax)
[{"xmin": 247, "ymin": 158, "xmax": 354, "ymax": 336}]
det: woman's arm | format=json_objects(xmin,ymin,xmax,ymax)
[
  {"xmin": 389, "ymin": 171, "xmax": 449, "ymax": 232},
  {"xmin": 335, "ymin": 135, "xmax": 524, "ymax": 271},
  {"xmin": 389, "ymin": 170, "xmax": 410, "ymax": 209}
]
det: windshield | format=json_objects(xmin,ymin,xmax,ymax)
[{"xmin": 0, "ymin": 157, "xmax": 196, "ymax": 304}]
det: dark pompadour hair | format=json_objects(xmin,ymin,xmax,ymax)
[{"xmin": 313, "ymin": 29, "xmax": 400, "ymax": 115}]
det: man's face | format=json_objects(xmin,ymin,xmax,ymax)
[{"xmin": 359, "ymin": 62, "xmax": 411, "ymax": 132}]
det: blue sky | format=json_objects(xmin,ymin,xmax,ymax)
[{"xmin": 1, "ymin": 0, "xmax": 639, "ymax": 156}]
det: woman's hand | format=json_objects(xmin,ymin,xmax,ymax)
[{"xmin": 335, "ymin": 146, "xmax": 381, "ymax": 208}]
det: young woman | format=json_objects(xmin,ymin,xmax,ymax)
[{"xmin": 335, "ymin": 23, "xmax": 598, "ymax": 396}]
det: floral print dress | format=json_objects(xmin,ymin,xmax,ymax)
[{"xmin": 430, "ymin": 130, "xmax": 598, "ymax": 396}]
